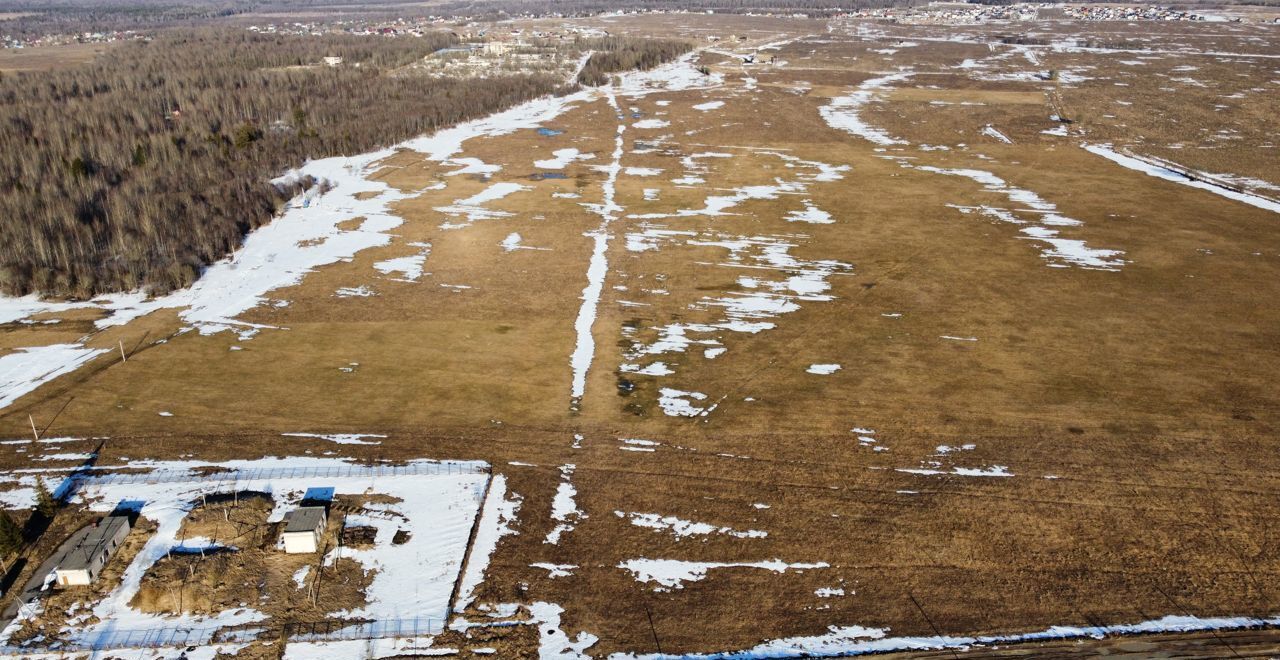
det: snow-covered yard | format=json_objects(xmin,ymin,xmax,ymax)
[{"xmin": 0, "ymin": 457, "xmax": 489, "ymax": 655}]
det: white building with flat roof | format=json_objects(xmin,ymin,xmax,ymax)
[{"xmin": 281, "ymin": 506, "xmax": 327, "ymax": 553}]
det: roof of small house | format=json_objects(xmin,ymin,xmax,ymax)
[
  {"xmin": 58, "ymin": 516, "xmax": 131, "ymax": 572},
  {"xmin": 283, "ymin": 506, "xmax": 327, "ymax": 534}
]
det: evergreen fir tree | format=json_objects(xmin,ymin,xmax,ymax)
[{"xmin": 34, "ymin": 475, "xmax": 57, "ymax": 518}]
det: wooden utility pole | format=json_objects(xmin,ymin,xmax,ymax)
[
  {"xmin": 28, "ymin": 415, "xmax": 38, "ymax": 442},
  {"xmin": 118, "ymin": 340, "xmax": 127, "ymax": 362}
]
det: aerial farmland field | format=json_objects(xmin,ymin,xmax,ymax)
[{"xmin": 1, "ymin": 5, "xmax": 1279, "ymax": 658}]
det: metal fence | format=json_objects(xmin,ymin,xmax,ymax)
[
  {"xmin": 73, "ymin": 461, "xmax": 489, "ymax": 488},
  {"xmin": 0, "ymin": 624, "xmax": 256, "ymax": 654},
  {"xmin": 285, "ymin": 617, "xmax": 444, "ymax": 642},
  {"xmin": 0, "ymin": 617, "xmax": 445, "ymax": 655}
]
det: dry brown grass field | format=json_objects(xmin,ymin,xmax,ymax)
[
  {"xmin": 0, "ymin": 41, "xmax": 116, "ymax": 72},
  {"xmin": 1, "ymin": 12, "xmax": 1279, "ymax": 658}
]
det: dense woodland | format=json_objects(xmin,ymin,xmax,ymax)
[
  {"xmin": 576, "ymin": 36, "xmax": 691, "ymax": 86},
  {"xmin": 0, "ymin": 29, "xmax": 576, "ymax": 297},
  {"xmin": 0, "ymin": 29, "xmax": 694, "ymax": 298}
]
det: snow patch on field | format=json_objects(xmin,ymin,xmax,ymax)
[
  {"xmin": 335, "ymin": 286, "xmax": 375, "ymax": 298},
  {"xmin": 819, "ymin": 71, "xmax": 913, "ymax": 145},
  {"xmin": 921, "ymin": 166, "xmax": 1127, "ymax": 270},
  {"xmin": 618, "ymin": 559, "xmax": 828, "ymax": 591},
  {"xmin": 616, "ymin": 511, "xmax": 767, "ymax": 539},
  {"xmin": 806, "ymin": 364, "xmax": 841, "ymax": 375},
  {"xmin": 284, "ymin": 636, "xmax": 452, "ymax": 659},
  {"xmin": 658, "ymin": 388, "xmax": 715, "ymax": 417},
  {"xmin": 436, "ymin": 182, "xmax": 530, "ymax": 227},
  {"xmin": 897, "ymin": 465, "xmax": 1013, "ymax": 478},
  {"xmin": 545, "ymin": 464, "xmax": 585, "ymax": 545},
  {"xmin": 981, "ymin": 125, "xmax": 1012, "ymax": 143},
  {"xmin": 786, "ymin": 200, "xmax": 834, "ymax": 224},
  {"xmin": 622, "ymin": 232, "xmax": 852, "ymax": 380},
  {"xmin": 535, "ymin": 148, "xmax": 595, "ymax": 169},
  {"xmin": 373, "ymin": 242, "xmax": 431, "ymax": 282},
  {"xmin": 529, "ymin": 602, "xmax": 598, "ymax": 658},
  {"xmin": 501, "ymin": 233, "xmax": 526, "ymax": 252},
  {"xmin": 0, "ymin": 345, "xmax": 106, "ymax": 410},
  {"xmin": 693, "ymin": 101, "xmax": 726, "ymax": 111},
  {"xmin": 616, "ymin": 54, "xmax": 725, "ymax": 96},
  {"xmin": 568, "ymin": 85, "xmax": 626, "ymax": 408},
  {"xmin": 531, "ymin": 563, "xmax": 577, "ymax": 578},
  {"xmin": 280, "ymin": 432, "xmax": 386, "ymax": 445},
  {"xmin": 618, "ymin": 150, "xmax": 852, "ymax": 390},
  {"xmin": 456, "ymin": 474, "xmax": 521, "ymax": 611}
]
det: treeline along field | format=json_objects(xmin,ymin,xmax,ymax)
[
  {"xmin": 576, "ymin": 36, "xmax": 692, "ymax": 86},
  {"xmin": 0, "ymin": 28, "xmax": 574, "ymax": 297},
  {"xmin": 0, "ymin": 30, "xmax": 684, "ymax": 299}
]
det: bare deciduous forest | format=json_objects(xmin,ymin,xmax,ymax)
[
  {"xmin": 576, "ymin": 36, "xmax": 691, "ymax": 86},
  {"xmin": 0, "ymin": 30, "xmax": 692, "ymax": 299}
]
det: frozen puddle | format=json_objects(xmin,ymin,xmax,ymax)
[{"xmin": 618, "ymin": 559, "xmax": 828, "ymax": 591}]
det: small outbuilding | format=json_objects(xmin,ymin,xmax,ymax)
[
  {"xmin": 55, "ymin": 515, "xmax": 132, "ymax": 586},
  {"xmin": 281, "ymin": 506, "xmax": 327, "ymax": 554}
]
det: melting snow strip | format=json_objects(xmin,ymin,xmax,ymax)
[
  {"xmin": 612, "ymin": 613, "xmax": 1280, "ymax": 659},
  {"xmin": 1083, "ymin": 143, "xmax": 1280, "ymax": 214},
  {"xmin": 819, "ymin": 71, "xmax": 914, "ymax": 146},
  {"xmin": 568, "ymin": 83, "xmax": 626, "ymax": 409},
  {"xmin": 545, "ymin": 464, "xmax": 585, "ymax": 545}
]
